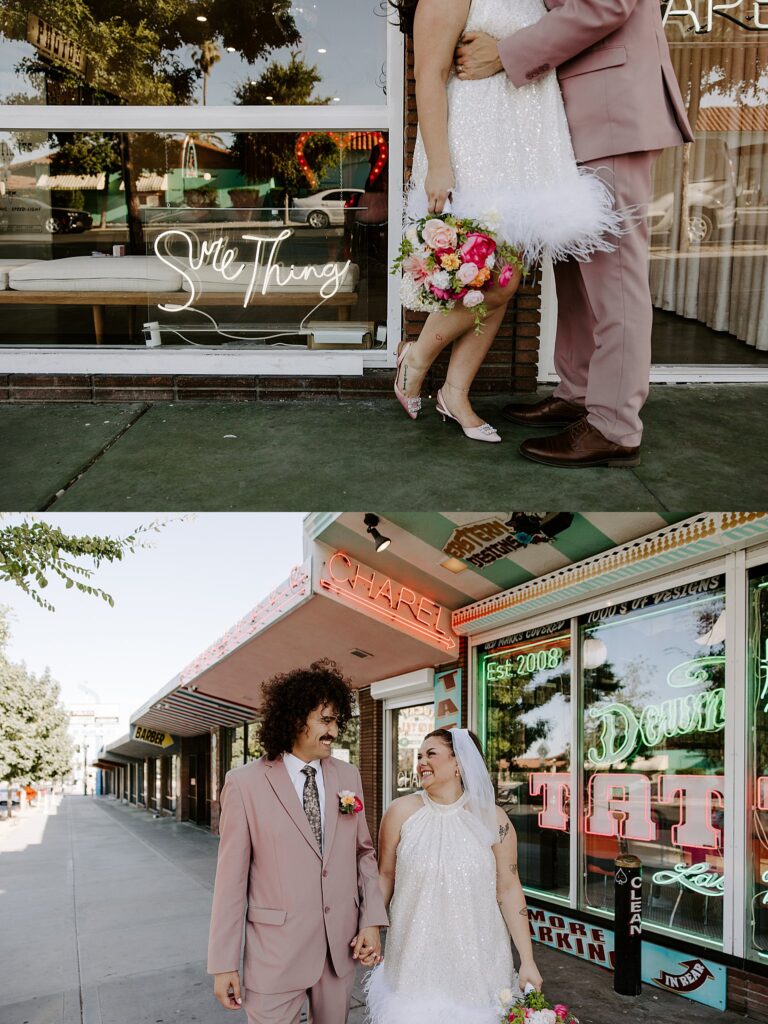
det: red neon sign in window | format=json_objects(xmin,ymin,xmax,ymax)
[
  {"xmin": 529, "ymin": 772, "xmax": 570, "ymax": 831},
  {"xmin": 319, "ymin": 551, "xmax": 457, "ymax": 651},
  {"xmin": 657, "ymin": 774, "xmax": 724, "ymax": 850},
  {"xmin": 585, "ymin": 773, "xmax": 657, "ymax": 842},
  {"xmin": 758, "ymin": 776, "xmax": 768, "ymax": 811}
]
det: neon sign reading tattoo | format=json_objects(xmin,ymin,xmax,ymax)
[{"xmin": 153, "ymin": 229, "xmax": 353, "ymax": 313}]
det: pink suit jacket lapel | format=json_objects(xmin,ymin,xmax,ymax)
[
  {"xmin": 265, "ymin": 756, "xmax": 322, "ymax": 859},
  {"xmin": 321, "ymin": 756, "xmax": 339, "ymax": 865}
]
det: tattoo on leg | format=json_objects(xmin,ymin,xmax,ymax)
[{"xmin": 498, "ymin": 823, "xmax": 510, "ymax": 843}]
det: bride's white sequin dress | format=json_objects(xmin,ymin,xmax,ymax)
[
  {"xmin": 404, "ymin": 0, "xmax": 622, "ymax": 276},
  {"xmin": 364, "ymin": 790, "xmax": 519, "ymax": 1024}
]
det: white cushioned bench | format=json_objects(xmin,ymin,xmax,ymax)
[{"xmin": 0, "ymin": 255, "xmax": 359, "ymax": 344}]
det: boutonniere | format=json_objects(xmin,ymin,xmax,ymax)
[{"xmin": 338, "ymin": 790, "xmax": 364, "ymax": 815}]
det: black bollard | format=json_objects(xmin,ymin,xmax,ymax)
[{"xmin": 613, "ymin": 854, "xmax": 643, "ymax": 996}]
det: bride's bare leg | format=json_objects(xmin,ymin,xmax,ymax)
[
  {"xmin": 399, "ymin": 270, "xmax": 522, "ymax": 399},
  {"xmin": 440, "ymin": 303, "xmax": 508, "ymax": 426}
]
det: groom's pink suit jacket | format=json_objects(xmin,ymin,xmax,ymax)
[
  {"xmin": 497, "ymin": 0, "xmax": 694, "ymax": 161},
  {"xmin": 207, "ymin": 755, "xmax": 388, "ymax": 993}
]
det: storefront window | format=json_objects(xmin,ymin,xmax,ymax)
[
  {"xmin": 651, "ymin": 11, "xmax": 768, "ymax": 367},
  {"xmin": 333, "ymin": 709, "xmax": 360, "ymax": 767},
  {"xmin": 0, "ymin": 128, "xmax": 389, "ymax": 348},
  {"xmin": 391, "ymin": 702, "xmax": 434, "ymax": 798},
  {"xmin": 748, "ymin": 566, "xmax": 768, "ymax": 962},
  {"xmin": 581, "ymin": 576, "xmax": 726, "ymax": 945},
  {"xmin": 478, "ymin": 624, "xmax": 572, "ymax": 900},
  {"xmin": 0, "ymin": 3, "xmax": 386, "ymax": 106}
]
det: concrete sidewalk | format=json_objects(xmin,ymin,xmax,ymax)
[
  {"xmin": 0, "ymin": 795, "xmax": 756, "ymax": 1024},
  {"xmin": 1, "ymin": 385, "xmax": 767, "ymax": 511}
]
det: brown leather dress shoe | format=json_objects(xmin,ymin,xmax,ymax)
[
  {"xmin": 501, "ymin": 394, "xmax": 585, "ymax": 427},
  {"xmin": 519, "ymin": 418, "xmax": 641, "ymax": 468}
]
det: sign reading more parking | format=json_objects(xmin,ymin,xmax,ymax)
[{"xmin": 132, "ymin": 725, "xmax": 174, "ymax": 748}]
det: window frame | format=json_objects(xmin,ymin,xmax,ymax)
[
  {"xmin": 0, "ymin": 17, "xmax": 404, "ymax": 374},
  {"xmin": 470, "ymin": 552, "xmax": 755, "ymax": 956}
]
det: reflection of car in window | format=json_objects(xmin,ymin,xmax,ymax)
[
  {"xmin": 648, "ymin": 137, "xmax": 737, "ymax": 246},
  {"xmin": 291, "ymin": 188, "xmax": 365, "ymax": 229},
  {"xmin": 0, "ymin": 196, "xmax": 94, "ymax": 234}
]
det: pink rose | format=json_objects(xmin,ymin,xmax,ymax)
[
  {"xmin": 498, "ymin": 263, "xmax": 515, "ymax": 288},
  {"xmin": 462, "ymin": 289, "xmax": 484, "ymax": 308},
  {"xmin": 428, "ymin": 283, "xmax": 453, "ymax": 301},
  {"xmin": 553, "ymin": 1006, "xmax": 568, "ymax": 1019},
  {"xmin": 402, "ymin": 253, "xmax": 430, "ymax": 281},
  {"xmin": 456, "ymin": 261, "xmax": 479, "ymax": 285},
  {"xmin": 460, "ymin": 232, "xmax": 496, "ymax": 265},
  {"xmin": 422, "ymin": 218, "xmax": 458, "ymax": 251}
]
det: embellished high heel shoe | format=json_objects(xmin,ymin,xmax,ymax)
[
  {"xmin": 394, "ymin": 341, "xmax": 422, "ymax": 420},
  {"xmin": 436, "ymin": 384, "xmax": 501, "ymax": 443}
]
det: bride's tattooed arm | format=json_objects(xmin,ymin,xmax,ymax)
[{"xmin": 492, "ymin": 807, "xmax": 543, "ymax": 993}]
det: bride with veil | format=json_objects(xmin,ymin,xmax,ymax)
[{"xmin": 362, "ymin": 728, "xmax": 543, "ymax": 1024}]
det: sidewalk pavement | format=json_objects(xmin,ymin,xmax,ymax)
[
  {"xmin": 1, "ymin": 385, "xmax": 767, "ymax": 511},
  {"xmin": 0, "ymin": 796, "xmax": 754, "ymax": 1024}
]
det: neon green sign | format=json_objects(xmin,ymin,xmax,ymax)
[
  {"xmin": 587, "ymin": 688, "xmax": 725, "ymax": 766},
  {"xmin": 667, "ymin": 656, "xmax": 725, "ymax": 689},
  {"xmin": 652, "ymin": 863, "xmax": 724, "ymax": 897},
  {"xmin": 484, "ymin": 644, "xmax": 564, "ymax": 682}
]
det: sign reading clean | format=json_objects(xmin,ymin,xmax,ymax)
[{"xmin": 132, "ymin": 725, "xmax": 174, "ymax": 748}]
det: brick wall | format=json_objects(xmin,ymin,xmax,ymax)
[
  {"xmin": 0, "ymin": 36, "xmax": 540, "ymax": 403},
  {"xmin": 727, "ymin": 964, "xmax": 768, "ymax": 1020},
  {"xmin": 358, "ymin": 686, "xmax": 384, "ymax": 847}
]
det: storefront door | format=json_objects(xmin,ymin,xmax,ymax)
[
  {"xmin": 187, "ymin": 752, "xmax": 210, "ymax": 828},
  {"xmin": 387, "ymin": 700, "xmax": 435, "ymax": 804}
]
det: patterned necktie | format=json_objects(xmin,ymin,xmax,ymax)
[{"xmin": 301, "ymin": 765, "xmax": 323, "ymax": 852}]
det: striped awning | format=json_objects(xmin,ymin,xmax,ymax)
[
  {"xmin": 119, "ymin": 173, "xmax": 168, "ymax": 192},
  {"xmin": 36, "ymin": 173, "xmax": 106, "ymax": 190},
  {"xmin": 696, "ymin": 105, "xmax": 768, "ymax": 133},
  {"xmin": 305, "ymin": 512, "xmax": 680, "ymax": 610},
  {"xmin": 132, "ymin": 684, "xmax": 258, "ymax": 738}
]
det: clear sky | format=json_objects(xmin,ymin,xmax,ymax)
[{"xmin": 1, "ymin": 513, "xmax": 305, "ymax": 731}]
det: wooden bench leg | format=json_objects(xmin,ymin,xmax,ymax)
[{"xmin": 92, "ymin": 305, "xmax": 105, "ymax": 345}]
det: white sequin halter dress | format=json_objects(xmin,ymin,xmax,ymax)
[
  {"xmin": 364, "ymin": 790, "xmax": 519, "ymax": 1024},
  {"xmin": 404, "ymin": 0, "xmax": 623, "ymax": 269}
]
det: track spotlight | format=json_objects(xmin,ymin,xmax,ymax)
[{"xmin": 364, "ymin": 513, "xmax": 391, "ymax": 553}]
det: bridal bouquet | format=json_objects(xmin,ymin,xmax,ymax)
[
  {"xmin": 498, "ymin": 988, "xmax": 579, "ymax": 1024},
  {"xmin": 393, "ymin": 213, "xmax": 524, "ymax": 334}
]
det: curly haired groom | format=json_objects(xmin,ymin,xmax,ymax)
[
  {"xmin": 456, "ymin": 0, "xmax": 694, "ymax": 467},
  {"xmin": 208, "ymin": 660, "xmax": 388, "ymax": 1023}
]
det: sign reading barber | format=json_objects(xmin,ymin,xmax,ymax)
[{"xmin": 132, "ymin": 724, "xmax": 174, "ymax": 748}]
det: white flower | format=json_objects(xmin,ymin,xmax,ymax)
[
  {"xmin": 480, "ymin": 208, "xmax": 501, "ymax": 231},
  {"xmin": 430, "ymin": 270, "xmax": 451, "ymax": 289},
  {"xmin": 498, "ymin": 988, "xmax": 516, "ymax": 1006},
  {"xmin": 405, "ymin": 224, "xmax": 420, "ymax": 246},
  {"xmin": 485, "ymin": 253, "xmax": 496, "ymax": 270},
  {"xmin": 540, "ymin": 1011, "xmax": 557, "ymax": 1024},
  {"xmin": 462, "ymin": 289, "xmax": 484, "ymax": 308}
]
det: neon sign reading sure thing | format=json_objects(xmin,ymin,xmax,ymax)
[{"xmin": 153, "ymin": 229, "xmax": 353, "ymax": 312}]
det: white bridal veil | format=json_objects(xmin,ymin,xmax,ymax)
[{"xmin": 451, "ymin": 728, "xmax": 498, "ymax": 845}]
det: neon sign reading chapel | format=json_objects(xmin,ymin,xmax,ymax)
[
  {"xmin": 319, "ymin": 551, "xmax": 457, "ymax": 651},
  {"xmin": 153, "ymin": 229, "xmax": 352, "ymax": 312}
]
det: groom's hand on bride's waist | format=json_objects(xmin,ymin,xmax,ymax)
[{"xmin": 455, "ymin": 32, "xmax": 504, "ymax": 80}]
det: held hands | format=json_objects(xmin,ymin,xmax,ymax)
[
  {"xmin": 213, "ymin": 971, "xmax": 243, "ymax": 1011},
  {"xmin": 518, "ymin": 963, "xmax": 544, "ymax": 993},
  {"xmin": 350, "ymin": 925, "xmax": 382, "ymax": 968},
  {"xmin": 455, "ymin": 32, "xmax": 504, "ymax": 80},
  {"xmin": 425, "ymin": 165, "xmax": 455, "ymax": 215}
]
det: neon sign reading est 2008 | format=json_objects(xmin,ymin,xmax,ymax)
[
  {"xmin": 485, "ymin": 645, "xmax": 564, "ymax": 681},
  {"xmin": 153, "ymin": 229, "xmax": 352, "ymax": 313}
]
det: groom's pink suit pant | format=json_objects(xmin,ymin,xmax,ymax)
[
  {"xmin": 207, "ymin": 756, "xmax": 388, "ymax": 1024},
  {"xmin": 498, "ymin": 0, "xmax": 695, "ymax": 446}
]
